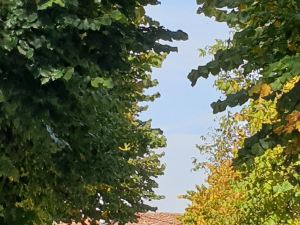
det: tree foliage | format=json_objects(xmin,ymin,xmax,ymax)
[
  {"xmin": 182, "ymin": 0, "xmax": 300, "ymax": 224},
  {"xmin": 0, "ymin": 0, "xmax": 187, "ymax": 224},
  {"xmin": 180, "ymin": 114, "xmax": 246, "ymax": 225}
]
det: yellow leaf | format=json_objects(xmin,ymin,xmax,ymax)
[
  {"xmin": 274, "ymin": 126, "xmax": 283, "ymax": 135},
  {"xmin": 282, "ymin": 76, "xmax": 300, "ymax": 93},
  {"xmin": 260, "ymin": 84, "xmax": 272, "ymax": 97},
  {"xmin": 273, "ymin": 20, "xmax": 281, "ymax": 28},
  {"xmin": 296, "ymin": 121, "xmax": 300, "ymax": 132},
  {"xmin": 286, "ymin": 111, "xmax": 300, "ymax": 124},
  {"xmin": 239, "ymin": 3, "xmax": 247, "ymax": 11},
  {"xmin": 234, "ymin": 113, "xmax": 243, "ymax": 121},
  {"xmin": 248, "ymin": 83, "xmax": 262, "ymax": 96},
  {"xmin": 118, "ymin": 143, "xmax": 131, "ymax": 151},
  {"xmin": 284, "ymin": 124, "xmax": 295, "ymax": 134}
]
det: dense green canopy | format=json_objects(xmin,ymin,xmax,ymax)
[
  {"xmin": 189, "ymin": 0, "xmax": 300, "ymax": 166},
  {"xmin": 0, "ymin": 0, "xmax": 187, "ymax": 224}
]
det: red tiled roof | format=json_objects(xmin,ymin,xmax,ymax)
[
  {"xmin": 56, "ymin": 218, "xmax": 99, "ymax": 225},
  {"xmin": 125, "ymin": 213, "xmax": 181, "ymax": 225},
  {"xmin": 57, "ymin": 213, "xmax": 182, "ymax": 225}
]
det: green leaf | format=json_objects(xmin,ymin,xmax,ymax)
[
  {"xmin": 63, "ymin": 67, "xmax": 74, "ymax": 81},
  {"xmin": 102, "ymin": 79, "xmax": 114, "ymax": 89},
  {"xmin": 17, "ymin": 41, "xmax": 34, "ymax": 59},
  {"xmin": 39, "ymin": 68, "xmax": 68, "ymax": 84},
  {"xmin": 0, "ymin": 205, "xmax": 3, "ymax": 218},
  {"xmin": 41, "ymin": 77, "xmax": 50, "ymax": 85},
  {"xmin": 211, "ymin": 90, "xmax": 249, "ymax": 113},
  {"xmin": 3, "ymin": 34, "xmax": 18, "ymax": 51},
  {"xmin": 0, "ymin": 156, "xmax": 19, "ymax": 182},
  {"xmin": 188, "ymin": 66, "xmax": 209, "ymax": 86},
  {"xmin": 37, "ymin": 0, "xmax": 65, "ymax": 10},
  {"xmin": 99, "ymin": 15, "xmax": 112, "ymax": 26},
  {"xmin": 111, "ymin": 10, "xmax": 123, "ymax": 21},
  {"xmin": 207, "ymin": 60, "xmax": 220, "ymax": 75},
  {"xmin": 0, "ymin": 90, "xmax": 5, "ymax": 103},
  {"xmin": 91, "ymin": 77, "xmax": 104, "ymax": 88},
  {"xmin": 290, "ymin": 60, "xmax": 300, "ymax": 74},
  {"xmin": 91, "ymin": 77, "xmax": 113, "ymax": 89},
  {"xmin": 250, "ymin": 143, "xmax": 264, "ymax": 155},
  {"xmin": 273, "ymin": 181, "xmax": 294, "ymax": 194}
]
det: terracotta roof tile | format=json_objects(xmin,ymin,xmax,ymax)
[
  {"xmin": 125, "ymin": 213, "xmax": 181, "ymax": 225},
  {"xmin": 57, "ymin": 213, "xmax": 182, "ymax": 225}
]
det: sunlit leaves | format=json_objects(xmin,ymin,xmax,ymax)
[
  {"xmin": 37, "ymin": 0, "xmax": 65, "ymax": 10},
  {"xmin": 91, "ymin": 77, "xmax": 113, "ymax": 89},
  {"xmin": 282, "ymin": 111, "xmax": 300, "ymax": 134},
  {"xmin": 183, "ymin": 0, "xmax": 300, "ymax": 224},
  {"xmin": 240, "ymin": 98, "xmax": 278, "ymax": 134},
  {"xmin": 181, "ymin": 112, "xmax": 247, "ymax": 225},
  {"xmin": 181, "ymin": 161, "xmax": 243, "ymax": 225},
  {"xmin": 39, "ymin": 67, "xmax": 75, "ymax": 84},
  {"xmin": 239, "ymin": 146, "xmax": 300, "ymax": 224}
]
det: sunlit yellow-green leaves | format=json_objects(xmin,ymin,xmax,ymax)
[
  {"xmin": 183, "ymin": 0, "xmax": 300, "ymax": 224},
  {"xmin": 37, "ymin": 0, "xmax": 65, "ymax": 10}
]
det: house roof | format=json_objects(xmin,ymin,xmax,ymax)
[
  {"xmin": 57, "ymin": 212, "xmax": 182, "ymax": 225},
  {"xmin": 125, "ymin": 212, "xmax": 181, "ymax": 225}
]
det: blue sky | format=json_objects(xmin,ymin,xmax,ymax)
[{"xmin": 141, "ymin": 0, "xmax": 229, "ymax": 213}]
